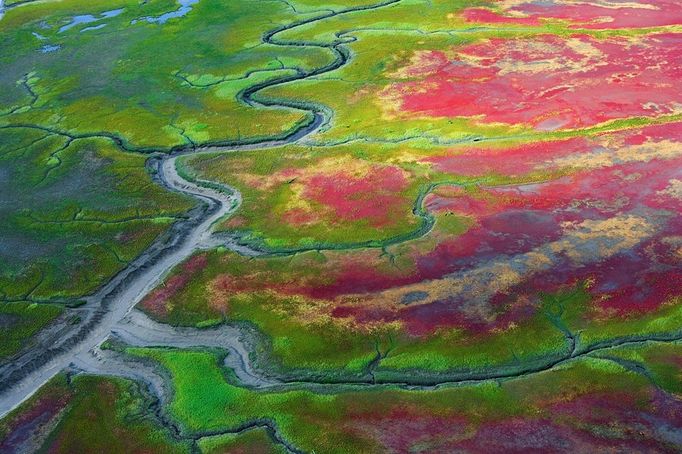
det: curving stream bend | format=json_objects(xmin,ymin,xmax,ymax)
[
  {"xmin": 0, "ymin": 155, "xmax": 239, "ymax": 417},
  {"xmin": 4, "ymin": 0, "xmax": 681, "ymax": 428},
  {"xmin": 0, "ymin": 0, "xmax": 402, "ymax": 418}
]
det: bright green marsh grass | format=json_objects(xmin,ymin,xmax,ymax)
[{"xmin": 129, "ymin": 346, "xmax": 657, "ymax": 453}]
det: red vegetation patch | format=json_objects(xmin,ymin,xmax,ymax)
[
  {"xmin": 455, "ymin": 415, "xmax": 672, "ymax": 452},
  {"xmin": 426, "ymin": 156, "xmax": 682, "ymax": 312},
  {"xmin": 177, "ymin": 124, "xmax": 681, "ymax": 337},
  {"xmin": 346, "ymin": 404, "xmax": 469, "ymax": 452},
  {"xmin": 141, "ymin": 253, "xmax": 208, "ymax": 317},
  {"xmin": 424, "ymin": 121, "xmax": 682, "ymax": 180},
  {"xmin": 387, "ymin": 33, "xmax": 682, "ymax": 130},
  {"xmin": 343, "ymin": 389, "xmax": 682, "ymax": 453},
  {"xmin": 424, "ymin": 137, "xmax": 589, "ymax": 176},
  {"xmin": 329, "ymin": 135, "xmax": 682, "ymax": 333},
  {"xmin": 281, "ymin": 207, "xmax": 316, "ymax": 226},
  {"xmin": 223, "ymin": 215, "xmax": 247, "ymax": 228},
  {"xmin": 303, "ymin": 165, "xmax": 409, "ymax": 227},
  {"xmin": 183, "ymin": 253, "xmax": 208, "ymax": 273},
  {"xmin": 462, "ymin": 0, "xmax": 682, "ymax": 30},
  {"xmin": 142, "ymin": 275, "xmax": 191, "ymax": 318},
  {"xmin": 219, "ymin": 125, "xmax": 682, "ymax": 335},
  {"xmin": 0, "ymin": 384, "xmax": 73, "ymax": 453}
]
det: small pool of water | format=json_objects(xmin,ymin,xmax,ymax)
[
  {"xmin": 81, "ymin": 23, "xmax": 107, "ymax": 32},
  {"xmin": 59, "ymin": 8, "xmax": 124, "ymax": 33},
  {"xmin": 101, "ymin": 8, "xmax": 125, "ymax": 18},
  {"xmin": 131, "ymin": 0, "xmax": 198, "ymax": 25},
  {"xmin": 40, "ymin": 44, "xmax": 61, "ymax": 53},
  {"xmin": 59, "ymin": 14, "xmax": 98, "ymax": 33}
]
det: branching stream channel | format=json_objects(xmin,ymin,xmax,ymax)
[
  {"xmin": 1, "ymin": 0, "xmax": 681, "ymax": 441},
  {"xmin": 0, "ymin": 0, "xmax": 402, "ymax": 417}
]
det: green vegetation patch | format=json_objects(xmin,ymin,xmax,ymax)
[
  {"xmin": 198, "ymin": 429, "xmax": 287, "ymax": 454},
  {"xmin": 0, "ymin": 301, "xmax": 63, "ymax": 359},
  {"xmin": 0, "ymin": 129, "xmax": 193, "ymax": 300},
  {"xmin": 0, "ymin": 373, "xmax": 190, "ymax": 453},
  {"xmin": 127, "ymin": 346, "xmax": 680, "ymax": 453}
]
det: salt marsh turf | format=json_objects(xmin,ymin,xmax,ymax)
[{"xmin": 0, "ymin": 0, "xmax": 681, "ymax": 453}]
